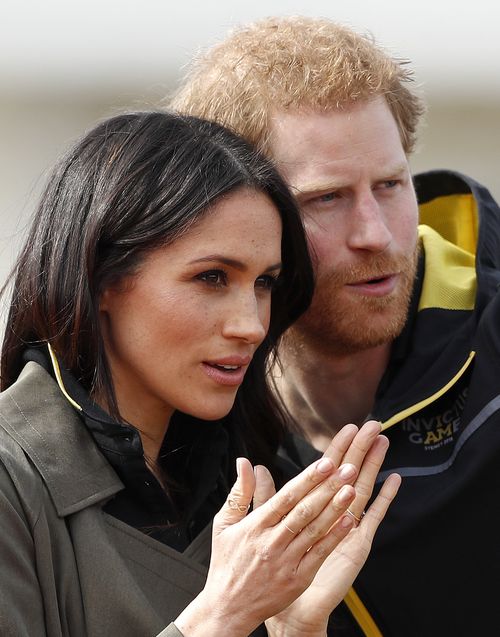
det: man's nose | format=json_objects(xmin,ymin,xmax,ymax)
[{"xmin": 347, "ymin": 192, "xmax": 392, "ymax": 253}]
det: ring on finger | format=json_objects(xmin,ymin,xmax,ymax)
[
  {"xmin": 227, "ymin": 497, "xmax": 250, "ymax": 513},
  {"xmin": 281, "ymin": 514, "xmax": 301, "ymax": 535},
  {"xmin": 346, "ymin": 508, "xmax": 366, "ymax": 525}
]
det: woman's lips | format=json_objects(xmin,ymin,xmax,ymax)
[
  {"xmin": 202, "ymin": 355, "xmax": 251, "ymax": 387},
  {"xmin": 345, "ymin": 273, "xmax": 399, "ymax": 297}
]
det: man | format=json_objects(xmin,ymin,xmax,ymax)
[{"xmin": 170, "ymin": 16, "xmax": 500, "ymax": 637}]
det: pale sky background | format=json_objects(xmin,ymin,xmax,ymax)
[
  {"xmin": 1, "ymin": 0, "xmax": 499, "ymax": 285},
  {"xmin": 2, "ymin": 0, "xmax": 499, "ymax": 96}
]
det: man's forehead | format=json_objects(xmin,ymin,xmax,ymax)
[
  {"xmin": 268, "ymin": 106, "xmax": 334, "ymax": 159},
  {"xmin": 268, "ymin": 96, "xmax": 399, "ymax": 148},
  {"xmin": 268, "ymin": 98, "xmax": 407, "ymax": 191}
]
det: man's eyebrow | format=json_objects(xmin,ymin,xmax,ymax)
[
  {"xmin": 292, "ymin": 181, "xmax": 344, "ymax": 199},
  {"xmin": 292, "ymin": 164, "xmax": 410, "ymax": 199},
  {"xmin": 379, "ymin": 163, "xmax": 409, "ymax": 178},
  {"xmin": 189, "ymin": 255, "xmax": 282, "ymax": 272}
]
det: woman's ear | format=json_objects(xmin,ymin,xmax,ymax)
[
  {"xmin": 98, "ymin": 288, "xmax": 111, "ymax": 312},
  {"xmin": 97, "ymin": 290, "xmax": 114, "ymax": 350},
  {"xmin": 98, "ymin": 275, "xmax": 134, "ymax": 313}
]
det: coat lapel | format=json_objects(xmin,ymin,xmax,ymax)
[{"xmin": 0, "ymin": 362, "xmax": 123, "ymax": 515}]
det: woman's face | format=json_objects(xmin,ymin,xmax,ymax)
[{"xmin": 99, "ymin": 188, "xmax": 282, "ymax": 431}]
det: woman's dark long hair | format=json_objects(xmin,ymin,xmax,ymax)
[{"xmin": 1, "ymin": 111, "xmax": 314, "ymax": 470}]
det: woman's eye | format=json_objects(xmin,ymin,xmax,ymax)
[
  {"xmin": 255, "ymin": 275, "xmax": 279, "ymax": 291},
  {"xmin": 197, "ymin": 270, "xmax": 227, "ymax": 287}
]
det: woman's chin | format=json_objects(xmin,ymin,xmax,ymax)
[{"xmin": 185, "ymin": 397, "xmax": 236, "ymax": 422}]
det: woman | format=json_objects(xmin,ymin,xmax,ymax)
[{"xmin": 0, "ymin": 111, "xmax": 400, "ymax": 636}]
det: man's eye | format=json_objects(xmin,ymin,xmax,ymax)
[
  {"xmin": 197, "ymin": 270, "xmax": 227, "ymax": 286},
  {"xmin": 318, "ymin": 192, "xmax": 338, "ymax": 202},
  {"xmin": 383, "ymin": 180, "xmax": 398, "ymax": 189}
]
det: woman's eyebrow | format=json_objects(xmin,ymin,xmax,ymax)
[{"xmin": 189, "ymin": 255, "xmax": 282, "ymax": 272}]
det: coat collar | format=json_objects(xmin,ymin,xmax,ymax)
[{"xmin": 0, "ymin": 361, "xmax": 123, "ymax": 516}]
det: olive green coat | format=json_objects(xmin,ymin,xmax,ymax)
[{"xmin": 0, "ymin": 362, "xmax": 213, "ymax": 637}]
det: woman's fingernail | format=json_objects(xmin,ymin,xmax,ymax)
[
  {"xmin": 317, "ymin": 457, "xmax": 334, "ymax": 473},
  {"xmin": 339, "ymin": 463, "xmax": 356, "ymax": 479},
  {"xmin": 236, "ymin": 457, "xmax": 243, "ymax": 477}
]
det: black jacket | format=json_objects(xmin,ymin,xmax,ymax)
[{"xmin": 284, "ymin": 170, "xmax": 500, "ymax": 637}]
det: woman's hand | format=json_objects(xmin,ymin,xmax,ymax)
[
  {"xmin": 174, "ymin": 451, "xmax": 359, "ymax": 636},
  {"xmin": 264, "ymin": 421, "xmax": 401, "ymax": 637}
]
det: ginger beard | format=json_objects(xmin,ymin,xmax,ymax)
[{"xmin": 286, "ymin": 245, "xmax": 420, "ymax": 356}]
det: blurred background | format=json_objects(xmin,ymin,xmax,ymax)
[{"xmin": 1, "ymin": 0, "xmax": 499, "ymax": 287}]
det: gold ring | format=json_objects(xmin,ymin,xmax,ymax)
[
  {"xmin": 281, "ymin": 515, "xmax": 300, "ymax": 534},
  {"xmin": 346, "ymin": 508, "xmax": 365, "ymax": 525},
  {"xmin": 227, "ymin": 498, "xmax": 250, "ymax": 513}
]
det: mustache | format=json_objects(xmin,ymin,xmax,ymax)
[{"xmin": 318, "ymin": 251, "xmax": 417, "ymax": 287}]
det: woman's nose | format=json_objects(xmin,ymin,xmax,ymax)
[{"xmin": 221, "ymin": 294, "xmax": 268, "ymax": 344}]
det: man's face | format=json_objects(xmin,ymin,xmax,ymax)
[{"xmin": 270, "ymin": 97, "xmax": 419, "ymax": 355}]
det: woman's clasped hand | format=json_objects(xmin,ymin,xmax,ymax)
[{"xmin": 175, "ymin": 420, "xmax": 401, "ymax": 637}]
